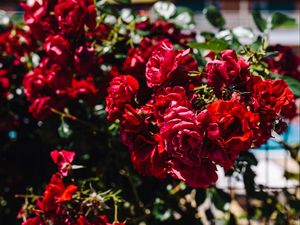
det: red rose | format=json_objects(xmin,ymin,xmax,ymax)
[
  {"xmin": 23, "ymin": 61, "xmax": 71, "ymax": 120},
  {"xmin": 128, "ymin": 134, "xmax": 167, "ymax": 179},
  {"xmin": 122, "ymin": 38, "xmax": 154, "ymax": 77},
  {"xmin": 206, "ymin": 50, "xmax": 250, "ymax": 97},
  {"xmin": 252, "ymin": 79, "xmax": 296, "ymax": 119},
  {"xmin": 77, "ymin": 216, "xmax": 92, "ymax": 225},
  {"xmin": 153, "ymin": 86, "xmax": 191, "ymax": 127},
  {"xmin": 145, "ymin": 41, "xmax": 177, "ymax": 88},
  {"xmin": 22, "ymin": 217, "xmax": 42, "ymax": 225},
  {"xmin": 160, "ymin": 106, "xmax": 217, "ymax": 187},
  {"xmin": 105, "ymin": 75, "xmax": 139, "ymax": 121},
  {"xmin": 121, "ymin": 104, "xmax": 147, "ymax": 135},
  {"xmin": 45, "ymin": 62, "xmax": 72, "ymax": 91},
  {"xmin": 74, "ymin": 45, "xmax": 97, "ymax": 76},
  {"xmin": 265, "ymin": 45, "xmax": 300, "ymax": 81},
  {"xmin": 87, "ymin": 23, "xmax": 111, "ymax": 41},
  {"xmin": 205, "ymin": 100, "xmax": 259, "ymax": 169},
  {"xmin": 169, "ymin": 158, "xmax": 217, "ymax": 188},
  {"xmin": 120, "ymin": 105, "xmax": 167, "ymax": 178},
  {"xmin": 23, "ymin": 67, "xmax": 49, "ymax": 101},
  {"xmin": 23, "ymin": 61, "xmax": 72, "ymax": 102},
  {"xmin": 54, "ymin": 0, "xmax": 96, "ymax": 37},
  {"xmin": 41, "ymin": 174, "xmax": 77, "ymax": 212},
  {"xmin": 68, "ymin": 77, "xmax": 98, "ymax": 104},
  {"xmin": 0, "ymin": 71, "xmax": 9, "ymax": 97},
  {"xmin": 51, "ymin": 150, "xmax": 75, "ymax": 177},
  {"xmin": 146, "ymin": 41, "xmax": 197, "ymax": 88},
  {"xmin": 44, "ymin": 35, "xmax": 71, "ymax": 66},
  {"xmin": 0, "ymin": 28, "xmax": 35, "ymax": 57},
  {"xmin": 28, "ymin": 97, "xmax": 54, "ymax": 120},
  {"xmin": 21, "ymin": 0, "xmax": 58, "ymax": 40}
]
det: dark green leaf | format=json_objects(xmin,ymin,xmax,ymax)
[
  {"xmin": 243, "ymin": 165, "xmax": 256, "ymax": 196},
  {"xmin": 252, "ymin": 11, "xmax": 267, "ymax": 32},
  {"xmin": 188, "ymin": 39, "xmax": 228, "ymax": 52},
  {"xmin": 238, "ymin": 151, "xmax": 258, "ymax": 166},
  {"xmin": 290, "ymin": 199, "xmax": 300, "ymax": 210},
  {"xmin": 226, "ymin": 213, "xmax": 237, "ymax": 225},
  {"xmin": 195, "ymin": 189, "xmax": 206, "ymax": 206},
  {"xmin": 284, "ymin": 171, "xmax": 300, "ymax": 181},
  {"xmin": 281, "ymin": 75, "xmax": 300, "ymax": 97},
  {"xmin": 271, "ymin": 12, "xmax": 297, "ymax": 29},
  {"xmin": 210, "ymin": 188, "xmax": 230, "ymax": 211},
  {"xmin": 203, "ymin": 6, "xmax": 225, "ymax": 29}
]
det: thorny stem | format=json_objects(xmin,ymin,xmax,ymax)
[
  {"xmin": 125, "ymin": 168, "xmax": 144, "ymax": 209},
  {"xmin": 114, "ymin": 199, "xmax": 118, "ymax": 222},
  {"xmin": 50, "ymin": 108, "xmax": 102, "ymax": 132},
  {"xmin": 15, "ymin": 194, "xmax": 43, "ymax": 198},
  {"xmin": 169, "ymin": 182, "xmax": 184, "ymax": 195}
]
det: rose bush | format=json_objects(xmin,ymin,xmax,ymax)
[{"xmin": 0, "ymin": 1, "xmax": 299, "ymax": 224}]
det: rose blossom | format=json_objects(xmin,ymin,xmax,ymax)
[
  {"xmin": 204, "ymin": 100, "xmax": 259, "ymax": 169},
  {"xmin": 145, "ymin": 41, "xmax": 198, "ymax": 88},
  {"xmin": 40, "ymin": 174, "xmax": 78, "ymax": 212},
  {"xmin": 54, "ymin": 0, "xmax": 96, "ymax": 37},
  {"xmin": 120, "ymin": 104, "xmax": 167, "ymax": 178},
  {"xmin": 105, "ymin": 75, "xmax": 139, "ymax": 121},
  {"xmin": 265, "ymin": 45, "xmax": 300, "ymax": 81},
  {"xmin": 21, "ymin": 0, "xmax": 59, "ymax": 40},
  {"xmin": 160, "ymin": 106, "xmax": 217, "ymax": 187},
  {"xmin": 122, "ymin": 38, "xmax": 154, "ymax": 77},
  {"xmin": 153, "ymin": 86, "xmax": 191, "ymax": 127},
  {"xmin": 74, "ymin": 45, "xmax": 98, "ymax": 76},
  {"xmin": 68, "ymin": 77, "xmax": 98, "ymax": 104},
  {"xmin": 206, "ymin": 50, "xmax": 250, "ymax": 97},
  {"xmin": 22, "ymin": 217, "xmax": 42, "ymax": 225},
  {"xmin": 44, "ymin": 35, "xmax": 71, "ymax": 66},
  {"xmin": 252, "ymin": 78, "xmax": 296, "ymax": 119},
  {"xmin": 51, "ymin": 150, "xmax": 75, "ymax": 176}
]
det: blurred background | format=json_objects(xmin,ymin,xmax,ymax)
[{"xmin": 1, "ymin": 0, "xmax": 299, "ymax": 52}]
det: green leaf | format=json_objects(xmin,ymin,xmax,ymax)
[
  {"xmin": 210, "ymin": 188, "xmax": 230, "ymax": 211},
  {"xmin": 281, "ymin": 75, "xmax": 300, "ymax": 97},
  {"xmin": 271, "ymin": 12, "xmax": 297, "ymax": 29},
  {"xmin": 110, "ymin": 0, "xmax": 131, "ymax": 4},
  {"xmin": 203, "ymin": 6, "xmax": 225, "ymax": 29},
  {"xmin": 188, "ymin": 39, "xmax": 228, "ymax": 52},
  {"xmin": 252, "ymin": 11, "xmax": 267, "ymax": 32},
  {"xmin": 10, "ymin": 12, "xmax": 24, "ymax": 24}
]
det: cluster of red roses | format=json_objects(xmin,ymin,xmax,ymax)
[
  {"xmin": 21, "ymin": 0, "xmax": 109, "ymax": 120},
  {"xmin": 18, "ymin": 0, "xmax": 196, "ymax": 121},
  {"xmin": 20, "ymin": 150, "xmax": 124, "ymax": 225},
  {"xmin": 105, "ymin": 40, "xmax": 296, "ymax": 188},
  {"xmin": 0, "ymin": 21, "xmax": 37, "ymax": 133}
]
